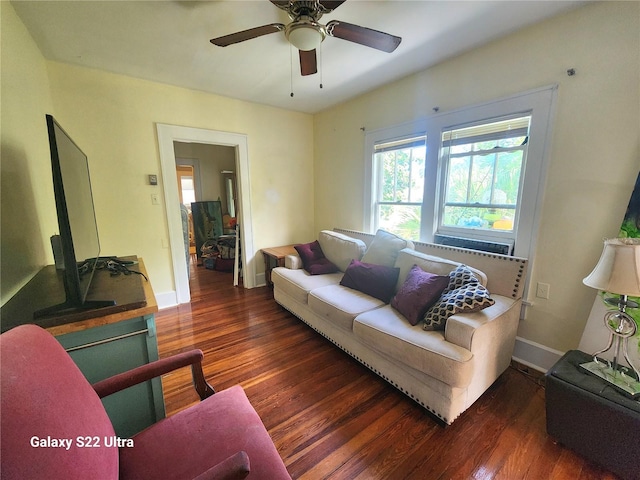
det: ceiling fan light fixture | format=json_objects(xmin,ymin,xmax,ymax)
[{"xmin": 286, "ymin": 20, "xmax": 325, "ymax": 51}]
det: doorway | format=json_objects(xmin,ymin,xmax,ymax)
[
  {"xmin": 174, "ymin": 144, "xmax": 238, "ymax": 274},
  {"xmin": 175, "ymin": 163, "xmax": 197, "ymax": 265},
  {"xmin": 156, "ymin": 124, "xmax": 255, "ymax": 306}
]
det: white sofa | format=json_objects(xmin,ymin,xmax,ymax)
[{"xmin": 272, "ymin": 229, "xmax": 528, "ymax": 424}]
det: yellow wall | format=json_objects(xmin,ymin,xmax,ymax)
[
  {"xmin": 0, "ymin": 2, "xmax": 56, "ymax": 303},
  {"xmin": 314, "ymin": 1, "xmax": 640, "ymax": 352},
  {"xmin": 1, "ymin": 1, "xmax": 315, "ymax": 303},
  {"xmin": 46, "ymin": 62, "xmax": 315, "ymax": 297}
]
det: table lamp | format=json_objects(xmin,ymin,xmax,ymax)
[{"xmin": 582, "ymin": 238, "xmax": 640, "ymax": 396}]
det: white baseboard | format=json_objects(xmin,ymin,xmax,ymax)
[
  {"xmin": 155, "ymin": 273, "xmax": 267, "ymax": 310},
  {"xmin": 512, "ymin": 336, "xmax": 565, "ymax": 373}
]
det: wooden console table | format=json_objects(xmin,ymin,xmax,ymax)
[
  {"xmin": 0, "ymin": 258, "xmax": 163, "ymax": 438},
  {"xmin": 261, "ymin": 244, "xmax": 297, "ymax": 286}
]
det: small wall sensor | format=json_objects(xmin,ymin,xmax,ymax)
[{"xmin": 148, "ymin": 174, "xmax": 158, "ymax": 185}]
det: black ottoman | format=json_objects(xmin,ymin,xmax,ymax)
[{"xmin": 545, "ymin": 350, "xmax": 640, "ymax": 480}]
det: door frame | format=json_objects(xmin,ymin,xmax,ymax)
[{"xmin": 156, "ymin": 124, "xmax": 255, "ymax": 304}]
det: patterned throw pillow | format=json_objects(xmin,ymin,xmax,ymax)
[
  {"xmin": 423, "ymin": 282, "xmax": 495, "ymax": 331},
  {"xmin": 445, "ymin": 264, "xmax": 480, "ymax": 293}
]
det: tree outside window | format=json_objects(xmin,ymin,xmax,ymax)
[
  {"xmin": 374, "ymin": 137, "xmax": 426, "ymax": 241},
  {"xmin": 441, "ymin": 116, "xmax": 530, "ymax": 233}
]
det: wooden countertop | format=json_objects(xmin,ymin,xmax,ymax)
[{"xmin": 0, "ymin": 258, "xmax": 157, "ymax": 335}]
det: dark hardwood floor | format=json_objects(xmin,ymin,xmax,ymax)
[{"xmin": 155, "ymin": 261, "xmax": 618, "ymax": 480}]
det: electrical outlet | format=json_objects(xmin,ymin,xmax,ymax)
[{"xmin": 536, "ymin": 282, "xmax": 551, "ymax": 299}]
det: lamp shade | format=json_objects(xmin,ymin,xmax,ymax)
[
  {"xmin": 583, "ymin": 238, "xmax": 640, "ymax": 296},
  {"xmin": 287, "ymin": 24, "xmax": 324, "ymax": 51}
]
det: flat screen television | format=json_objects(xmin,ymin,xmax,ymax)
[{"xmin": 34, "ymin": 115, "xmax": 115, "ymax": 318}]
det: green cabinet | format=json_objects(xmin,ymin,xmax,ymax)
[{"xmin": 55, "ymin": 314, "xmax": 165, "ymax": 438}]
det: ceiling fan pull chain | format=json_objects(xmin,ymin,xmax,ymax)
[
  {"xmin": 319, "ymin": 44, "xmax": 323, "ymax": 89},
  {"xmin": 290, "ymin": 44, "xmax": 295, "ymax": 97}
]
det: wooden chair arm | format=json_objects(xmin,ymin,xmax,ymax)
[{"xmin": 92, "ymin": 349, "xmax": 215, "ymax": 400}]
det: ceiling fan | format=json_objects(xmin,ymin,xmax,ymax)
[{"xmin": 210, "ymin": 0, "xmax": 402, "ymax": 76}]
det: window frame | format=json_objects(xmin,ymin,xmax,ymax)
[
  {"xmin": 371, "ymin": 135, "xmax": 427, "ymax": 240},
  {"xmin": 437, "ymin": 113, "xmax": 531, "ymax": 242},
  {"xmin": 365, "ymin": 85, "xmax": 557, "ymax": 265}
]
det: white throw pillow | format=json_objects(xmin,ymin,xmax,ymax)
[{"xmin": 361, "ymin": 229, "xmax": 414, "ymax": 267}]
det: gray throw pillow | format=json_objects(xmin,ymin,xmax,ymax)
[{"xmin": 361, "ymin": 229, "xmax": 412, "ymax": 267}]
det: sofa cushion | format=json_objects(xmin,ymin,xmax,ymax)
[
  {"xmin": 361, "ymin": 229, "xmax": 414, "ymax": 267},
  {"xmin": 309, "ymin": 284, "xmax": 386, "ymax": 331},
  {"xmin": 294, "ymin": 240, "xmax": 339, "ymax": 275},
  {"xmin": 340, "ymin": 260, "xmax": 400, "ymax": 303},
  {"xmin": 271, "ymin": 267, "xmax": 343, "ymax": 304},
  {"xmin": 353, "ymin": 306, "xmax": 474, "ymax": 388},
  {"xmin": 423, "ymin": 283, "xmax": 495, "ymax": 331},
  {"xmin": 393, "ymin": 248, "xmax": 487, "ymax": 293},
  {"xmin": 391, "ymin": 265, "xmax": 449, "ymax": 325},
  {"xmin": 317, "ymin": 230, "xmax": 367, "ymax": 272}
]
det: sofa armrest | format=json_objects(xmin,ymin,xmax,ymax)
[
  {"xmin": 444, "ymin": 295, "xmax": 522, "ymax": 406},
  {"xmin": 284, "ymin": 254, "xmax": 303, "ymax": 269},
  {"xmin": 92, "ymin": 350, "xmax": 215, "ymax": 400},
  {"xmin": 444, "ymin": 295, "xmax": 520, "ymax": 352}
]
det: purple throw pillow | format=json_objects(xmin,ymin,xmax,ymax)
[
  {"xmin": 340, "ymin": 259, "xmax": 400, "ymax": 303},
  {"xmin": 294, "ymin": 241, "xmax": 339, "ymax": 275},
  {"xmin": 391, "ymin": 265, "xmax": 449, "ymax": 326}
]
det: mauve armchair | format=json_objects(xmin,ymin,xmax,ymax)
[{"xmin": 1, "ymin": 324, "xmax": 291, "ymax": 479}]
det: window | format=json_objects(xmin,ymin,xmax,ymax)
[
  {"xmin": 180, "ymin": 176, "xmax": 196, "ymax": 206},
  {"xmin": 365, "ymin": 86, "xmax": 557, "ymax": 266},
  {"xmin": 439, "ymin": 115, "xmax": 530, "ymax": 237},
  {"xmin": 176, "ymin": 165, "xmax": 197, "ymax": 206},
  {"xmin": 373, "ymin": 136, "xmax": 426, "ymax": 241}
]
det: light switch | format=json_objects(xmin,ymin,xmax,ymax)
[{"xmin": 151, "ymin": 194, "xmax": 160, "ymax": 205}]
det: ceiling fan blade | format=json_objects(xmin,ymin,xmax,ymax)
[
  {"xmin": 210, "ymin": 24, "xmax": 284, "ymax": 47},
  {"xmin": 269, "ymin": 0, "xmax": 290, "ymax": 10},
  {"xmin": 325, "ymin": 20, "xmax": 401, "ymax": 53},
  {"xmin": 270, "ymin": 0, "xmax": 346, "ymax": 13},
  {"xmin": 319, "ymin": 1, "xmax": 347, "ymax": 13},
  {"xmin": 299, "ymin": 49, "xmax": 318, "ymax": 76}
]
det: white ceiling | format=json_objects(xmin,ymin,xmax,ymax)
[{"xmin": 12, "ymin": 0, "xmax": 586, "ymax": 114}]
